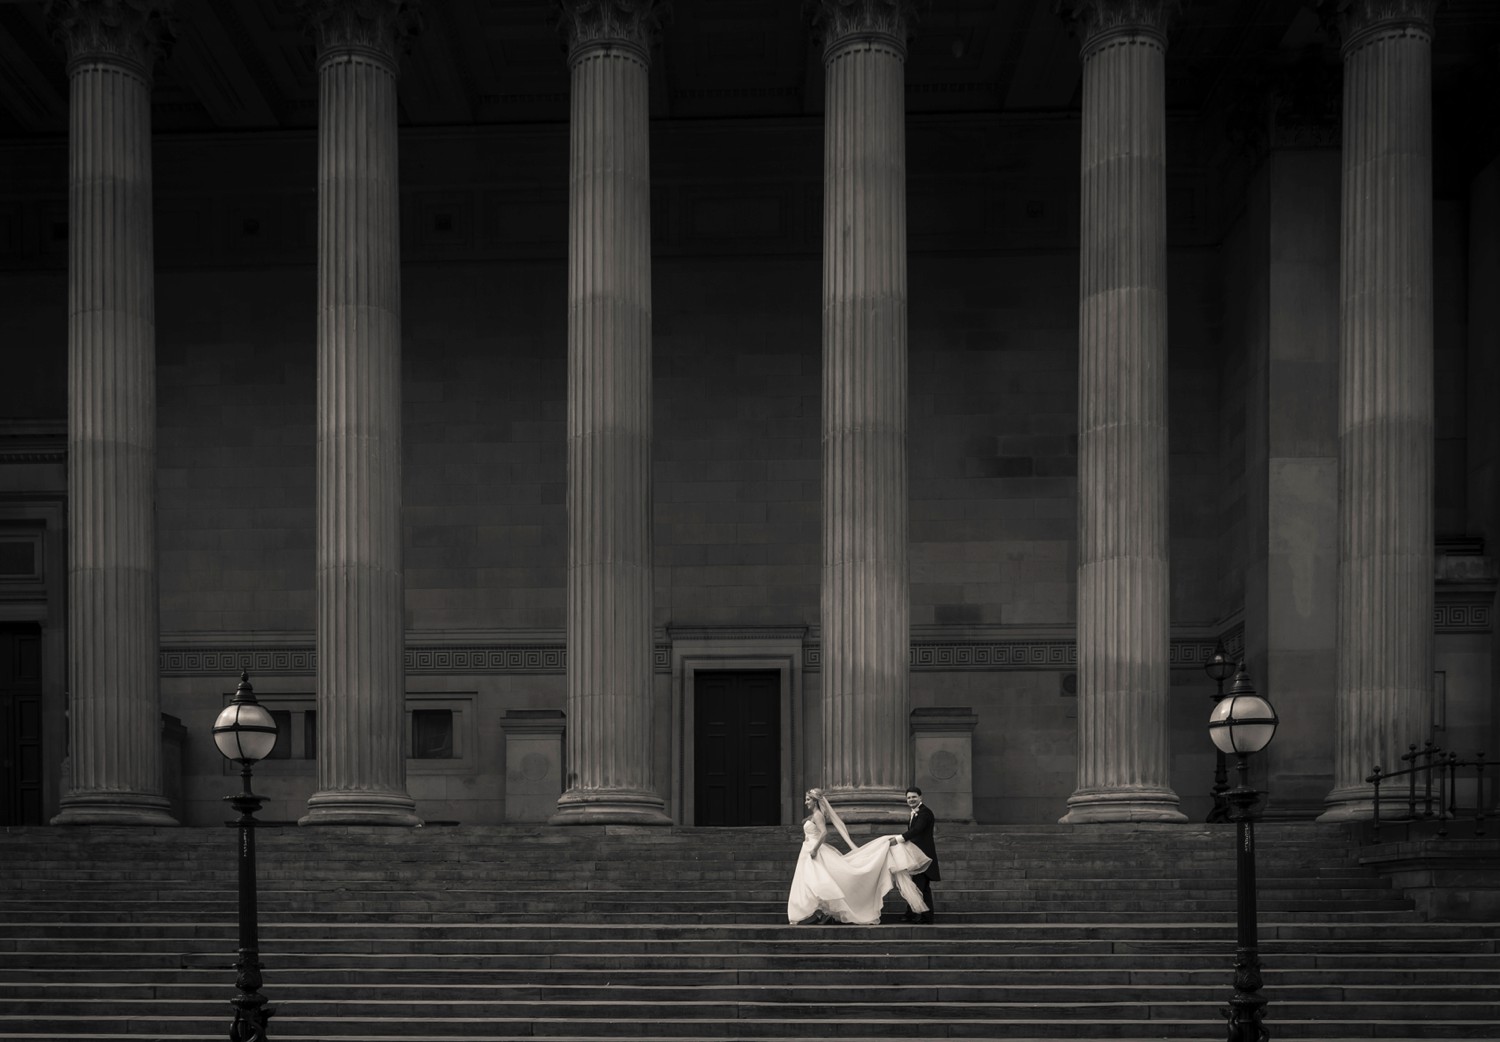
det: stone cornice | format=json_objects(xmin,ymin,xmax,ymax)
[
  {"xmin": 554, "ymin": 0, "xmax": 666, "ymax": 67},
  {"xmin": 298, "ymin": 0, "xmax": 423, "ymax": 71},
  {"xmin": 0, "ymin": 421, "xmax": 67, "ymax": 465},
  {"xmin": 1319, "ymin": 0, "xmax": 1439, "ymax": 58},
  {"xmin": 806, "ymin": 0, "xmax": 924, "ymax": 59},
  {"xmin": 44, "ymin": 0, "xmax": 174, "ymax": 82},
  {"xmin": 1055, "ymin": 0, "xmax": 1181, "ymax": 57}
]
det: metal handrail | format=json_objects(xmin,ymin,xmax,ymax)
[{"xmin": 1365, "ymin": 740, "xmax": 1489, "ymax": 841}]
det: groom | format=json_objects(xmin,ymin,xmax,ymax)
[{"xmin": 896, "ymin": 785, "xmax": 939, "ymax": 923}]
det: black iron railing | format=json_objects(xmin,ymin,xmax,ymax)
[{"xmin": 1366, "ymin": 740, "xmax": 1490, "ymax": 841}]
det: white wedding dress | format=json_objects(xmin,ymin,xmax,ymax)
[{"xmin": 786, "ymin": 815, "xmax": 931, "ymax": 925}]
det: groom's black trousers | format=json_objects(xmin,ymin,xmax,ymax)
[{"xmin": 912, "ymin": 871, "xmax": 934, "ymax": 913}]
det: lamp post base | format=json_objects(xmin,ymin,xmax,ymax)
[
  {"xmin": 1224, "ymin": 943, "xmax": 1268, "ymax": 1042},
  {"xmin": 230, "ymin": 946, "xmax": 275, "ymax": 1042}
]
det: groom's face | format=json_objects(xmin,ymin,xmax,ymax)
[{"xmin": 905, "ymin": 791, "xmax": 922, "ymax": 810}]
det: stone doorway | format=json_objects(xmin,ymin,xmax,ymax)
[
  {"xmin": 0, "ymin": 623, "xmax": 43, "ymax": 825},
  {"xmin": 693, "ymin": 669, "xmax": 780, "ymax": 826}
]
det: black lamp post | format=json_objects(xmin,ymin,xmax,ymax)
[
  {"xmin": 1208, "ymin": 665, "xmax": 1278, "ymax": 1042},
  {"xmin": 212, "ymin": 670, "xmax": 279, "ymax": 1042},
  {"xmin": 1204, "ymin": 639, "xmax": 1238, "ymax": 823}
]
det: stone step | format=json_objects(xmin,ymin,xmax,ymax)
[
  {"xmin": 8, "ymin": 979, "xmax": 1500, "ymax": 1003},
  {"xmin": 0, "ymin": 909, "xmax": 1425, "ymax": 927},
  {"xmin": 4, "ymin": 919, "xmax": 1490, "ymax": 941},
  {"xmin": 0, "ymin": 849, "xmax": 1370, "ymax": 864},
  {"xmin": 6, "ymin": 939, "xmax": 1497, "ymax": 964},
  {"xmin": 7, "ymin": 993, "xmax": 1500, "ymax": 1017},
  {"xmin": 0, "ymin": 893, "xmax": 1415, "ymax": 912},
  {"xmin": 9, "ymin": 951, "xmax": 1493, "ymax": 977},
  {"xmin": 4, "ymin": 1014, "xmax": 1499, "ymax": 1039},
  {"xmin": 0, "ymin": 1035, "xmax": 1493, "ymax": 1042},
  {"xmin": 1, "ymin": 822, "xmax": 1492, "ymax": 1042},
  {"xmin": 2, "ymin": 923, "xmax": 1491, "ymax": 943},
  {"xmin": 5, "ymin": 967, "xmax": 1497, "ymax": 989},
  {"xmin": 0, "ymin": 849, "xmax": 1374, "ymax": 865}
]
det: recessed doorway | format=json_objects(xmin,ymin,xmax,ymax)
[{"xmin": 693, "ymin": 669, "xmax": 780, "ymax": 826}]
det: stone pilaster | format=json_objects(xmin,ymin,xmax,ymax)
[
  {"xmin": 300, "ymin": 0, "xmax": 421, "ymax": 827},
  {"xmin": 48, "ymin": 0, "xmax": 176, "ymax": 826},
  {"xmin": 1060, "ymin": 0, "xmax": 1185, "ymax": 824},
  {"xmin": 1321, "ymin": 0, "xmax": 1438, "ymax": 822},
  {"xmin": 550, "ymin": 0, "xmax": 669, "ymax": 825},
  {"xmin": 810, "ymin": 0, "xmax": 917, "ymax": 823}
]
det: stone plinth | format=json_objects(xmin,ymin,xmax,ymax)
[
  {"xmin": 502, "ymin": 710, "xmax": 566, "ymax": 823},
  {"xmin": 911, "ymin": 707, "xmax": 978, "ymax": 824}
]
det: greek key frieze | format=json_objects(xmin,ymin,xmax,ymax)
[
  {"xmin": 1435, "ymin": 601, "xmax": 1494, "ymax": 634},
  {"xmin": 162, "ymin": 626, "xmax": 1263, "ymax": 676}
]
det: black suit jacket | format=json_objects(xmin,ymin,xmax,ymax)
[{"xmin": 900, "ymin": 803, "xmax": 941, "ymax": 881}]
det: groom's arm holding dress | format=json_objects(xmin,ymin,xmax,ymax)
[{"xmin": 900, "ymin": 805, "xmax": 940, "ymax": 877}]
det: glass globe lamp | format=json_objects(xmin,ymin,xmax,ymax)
[
  {"xmin": 1207, "ymin": 669, "xmax": 1278, "ymax": 756},
  {"xmin": 1203, "ymin": 639, "xmax": 1236, "ymax": 688},
  {"xmin": 212, "ymin": 672, "xmax": 279, "ymax": 764}
]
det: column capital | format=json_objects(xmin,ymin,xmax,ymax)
[
  {"xmin": 1055, "ymin": 0, "xmax": 1180, "ymax": 57},
  {"xmin": 1318, "ymin": 0, "xmax": 1438, "ymax": 58},
  {"xmin": 44, "ymin": 0, "xmax": 174, "ymax": 81},
  {"xmin": 298, "ymin": 0, "xmax": 422, "ymax": 72},
  {"xmin": 807, "ymin": 0, "xmax": 923, "ymax": 61},
  {"xmin": 554, "ymin": 0, "xmax": 666, "ymax": 67}
]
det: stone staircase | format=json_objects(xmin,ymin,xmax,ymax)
[{"xmin": 1, "ymin": 822, "xmax": 1498, "ymax": 1041}]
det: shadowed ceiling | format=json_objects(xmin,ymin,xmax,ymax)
[{"xmin": 0, "ymin": 1, "xmax": 1495, "ymax": 153}]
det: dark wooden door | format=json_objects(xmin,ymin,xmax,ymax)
[
  {"xmin": 694, "ymin": 670, "xmax": 780, "ymax": 826},
  {"xmin": 0, "ymin": 625, "xmax": 43, "ymax": 825}
]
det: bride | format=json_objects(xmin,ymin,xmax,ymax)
[{"xmin": 787, "ymin": 788, "xmax": 931, "ymax": 925}]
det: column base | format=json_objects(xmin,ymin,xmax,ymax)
[
  {"xmin": 550, "ymin": 788, "xmax": 671, "ymax": 825},
  {"xmin": 824, "ymin": 787, "xmax": 912, "ymax": 825},
  {"xmin": 1060, "ymin": 787, "xmax": 1187, "ymax": 824},
  {"xmin": 1316, "ymin": 785, "xmax": 1376, "ymax": 823},
  {"xmin": 299, "ymin": 790, "xmax": 422, "ymax": 827},
  {"xmin": 51, "ymin": 791, "xmax": 177, "ymax": 826}
]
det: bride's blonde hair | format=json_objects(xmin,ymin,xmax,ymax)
[{"xmin": 805, "ymin": 787, "xmax": 825, "ymax": 802}]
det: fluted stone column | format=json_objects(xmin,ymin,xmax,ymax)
[
  {"xmin": 811, "ymin": 0, "xmax": 916, "ymax": 824},
  {"xmin": 550, "ymin": 0, "xmax": 669, "ymax": 826},
  {"xmin": 1061, "ymin": 0, "xmax": 1185, "ymax": 824},
  {"xmin": 48, "ymin": 0, "xmax": 175, "ymax": 827},
  {"xmin": 1320, "ymin": 0, "xmax": 1438, "ymax": 822},
  {"xmin": 300, "ymin": 0, "xmax": 420, "ymax": 827}
]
